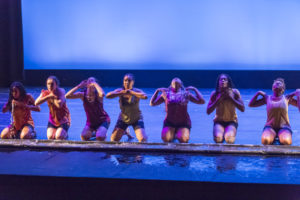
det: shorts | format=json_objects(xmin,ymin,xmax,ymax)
[
  {"xmin": 47, "ymin": 122, "xmax": 70, "ymax": 132},
  {"xmin": 214, "ymin": 121, "xmax": 238, "ymax": 129},
  {"xmin": 114, "ymin": 119, "xmax": 144, "ymax": 131},
  {"xmin": 87, "ymin": 120, "xmax": 110, "ymax": 131},
  {"xmin": 163, "ymin": 119, "xmax": 191, "ymax": 130},
  {"xmin": 8, "ymin": 124, "xmax": 35, "ymax": 139},
  {"xmin": 263, "ymin": 126, "xmax": 293, "ymax": 135}
]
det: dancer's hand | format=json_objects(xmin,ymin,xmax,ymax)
[
  {"xmin": 156, "ymin": 88, "xmax": 167, "ymax": 96},
  {"xmin": 156, "ymin": 88, "xmax": 166, "ymax": 92},
  {"xmin": 296, "ymin": 89, "xmax": 300, "ymax": 97},
  {"xmin": 119, "ymin": 89, "xmax": 129, "ymax": 95},
  {"xmin": 257, "ymin": 91, "xmax": 266, "ymax": 97},
  {"xmin": 11, "ymin": 100, "xmax": 25, "ymax": 108},
  {"xmin": 215, "ymin": 92, "xmax": 224, "ymax": 101},
  {"xmin": 78, "ymin": 80, "xmax": 88, "ymax": 88},
  {"xmin": 47, "ymin": 92, "xmax": 58, "ymax": 101},
  {"xmin": 185, "ymin": 86, "xmax": 196, "ymax": 91},
  {"xmin": 225, "ymin": 89, "xmax": 235, "ymax": 99},
  {"xmin": 41, "ymin": 89, "xmax": 50, "ymax": 96}
]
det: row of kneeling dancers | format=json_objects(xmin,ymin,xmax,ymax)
[{"xmin": 1, "ymin": 73, "xmax": 300, "ymax": 145}]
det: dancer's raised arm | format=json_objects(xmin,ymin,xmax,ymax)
[
  {"xmin": 226, "ymin": 89, "xmax": 245, "ymax": 112},
  {"xmin": 248, "ymin": 91, "xmax": 267, "ymax": 107},
  {"xmin": 186, "ymin": 86, "xmax": 205, "ymax": 104},
  {"xmin": 150, "ymin": 88, "xmax": 166, "ymax": 106},
  {"xmin": 128, "ymin": 88, "xmax": 147, "ymax": 99},
  {"xmin": 65, "ymin": 80, "xmax": 86, "ymax": 99},
  {"xmin": 106, "ymin": 88, "xmax": 126, "ymax": 99},
  {"xmin": 207, "ymin": 91, "xmax": 223, "ymax": 114}
]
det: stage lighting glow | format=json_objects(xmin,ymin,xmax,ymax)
[{"xmin": 22, "ymin": 0, "xmax": 300, "ymax": 70}]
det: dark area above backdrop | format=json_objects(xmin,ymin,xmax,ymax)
[
  {"xmin": 1, "ymin": 0, "xmax": 300, "ymax": 89},
  {"xmin": 0, "ymin": 0, "xmax": 23, "ymax": 86}
]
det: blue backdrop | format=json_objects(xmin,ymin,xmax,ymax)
[{"xmin": 22, "ymin": 0, "xmax": 300, "ymax": 70}]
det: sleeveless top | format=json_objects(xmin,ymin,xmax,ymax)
[
  {"xmin": 42, "ymin": 90, "xmax": 71, "ymax": 126},
  {"xmin": 10, "ymin": 94, "xmax": 35, "ymax": 131},
  {"xmin": 164, "ymin": 89, "xmax": 191, "ymax": 126},
  {"xmin": 213, "ymin": 90, "xmax": 238, "ymax": 123},
  {"xmin": 265, "ymin": 95, "xmax": 290, "ymax": 129},
  {"xmin": 83, "ymin": 90, "xmax": 110, "ymax": 126},
  {"xmin": 118, "ymin": 88, "xmax": 143, "ymax": 124}
]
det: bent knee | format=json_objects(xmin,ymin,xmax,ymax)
[
  {"xmin": 178, "ymin": 138, "xmax": 189, "ymax": 143},
  {"xmin": 214, "ymin": 136, "xmax": 223, "ymax": 143},
  {"xmin": 1, "ymin": 133, "xmax": 9, "ymax": 139},
  {"xmin": 110, "ymin": 133, "xmax": 120, "ymax": 142},
  {"xmin": 280, "ymin": 138, "xmax": 292, "ymax": 145},
  {"xmin": 162, "ymin": 135, "xmax": 173, "ymax": 143},
  {"xmin": 1, "ymin": 128, "xmax": 10, "ymax": 139},
  {"xmin": 177, "ymin": 136, "xmax": 189, "ymax": 143},
  {"xmin": 139, "ymin": 136, "xmax": 147, "ymax": 142},
  {"xmin": 20, "ymin": 132, "xmax": 33, "ymax": 139},
  {"xmin": 261, "ymin": 136, "xmax": 274, "ymax": 145},
  {"xmin": 55, "ymin": 133, "xmax": 67, "ymax": 140},
  {"xmin": 225, "ymin": 136, "xmax": 235, "ymax": 144},
  {"xmin": 47, "ymin": 135, "xmax": 54, "ymax": 140},
  {"xmin": 96, "ymin": 135, "xmax": 106, "ymax": 141},
  {"xmin": 81, "ymin": 134, "xmax": 91, "ymax": 141}
]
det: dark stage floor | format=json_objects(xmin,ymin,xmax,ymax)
[
  {"xmin": 0, "ymin": 87, "xmax": 299, "ymax": 145},
  {"xmin": 1, "ymin": 148, "xmax": 300, "ymax": 184}
]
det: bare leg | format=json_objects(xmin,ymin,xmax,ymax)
[
  {"xmin": 224, "ymin": 125, "xmax": 237, "ymax": 144},
  {"xmin": 1, "ymin": 126, "xmax": 17, "ymax": 139},
  {"xmin": 176, "ymin": 128, "xmax": 190, "ymax": 143},
  {"xmin": 134, "ymin": 128, "xmax": 147, "ymax": 142},
  {"xmin": 20, "ymin": 125, "xmax": 35, "ymax": 139},
  {"xmin": 213, "ymin": 124, "xmax": 224, "ymax": 143},
  {"xmin": 278, "ymin": 129, "xmax": 292, "ymax": 145},
  {"xmin": 96, "ymin": 126, "xmax": 108, "ymax": 141},
  {"xmin": 111, "ymin": 128, "xmax": 124, "ymax": 142},
  {"xmin": 161, "ymin": 127, "xmax": 175, "ymax": 142},
  {"xmin": 55, "ymin": 127, "xmax": 68, "ymax": 140},
  {"xmin": 47, "ymin": 127, "xmax": 56, "ymax": 139},
  {"xmin": 261, "ymin": 128, "xmax": 276, "ymax": 145},
  {"xmin": 81, "ymin": 125, "xmax": 93, "ymax": 141}
]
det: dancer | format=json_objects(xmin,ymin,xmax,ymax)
[
  {"xmin": 65, "ymin": 77, "xmax": 110, "ymax": 141},
  {"xmin": 249, "ymin": 78, "xmax": 298, "ymax": 145},
  {"xmin": 35, "ymin": 76, "xmax": 70, "ymax": 140},
  {"xmin": 207, "ymin": 74, "xmax": 245, "ymax": 144},
  {"xmin": 150, "ymin": 77, "xmax": 205, "ymax": 143},
  {"xmin": 106, "ymin": 73, "xmax": 147, "ymax": 142},
  {"xmin": 1, "ymin": 82, "xmax": 40, "ymax": 139},
  {"xmin": 287, "ymin": 88, "xmax": 300, "ymax": 112}
]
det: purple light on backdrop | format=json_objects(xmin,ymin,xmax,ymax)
[{"xmin": 22, "ymin": 0, "xmax": 300, "ymax": 69}]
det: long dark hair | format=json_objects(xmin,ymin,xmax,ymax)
[
  {"xmin": 215, "ymin": 74, "xmax": 235, "ymax": 94},
  {"xmin": 7, "ymin": 82, "xmax": 27, "ymax": 111}
]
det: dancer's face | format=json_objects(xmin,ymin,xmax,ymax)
[
  {"xmin": 123, "ymin": 76, "xmax": 134, "ymax": 90},
  {"xmin": 12, "ymin": 87, "xmax": 20, "ymax": 99},
  {"xmin": 86, "ymin": 85, "xmax": 96, "ymax": 102},
  {"xmin": 47, "ymin": 78, "xmax": 57, "ymax": 92},
  {"xmin": 219, "ymin": 75, "xmax": 228, "ymax": 89},
  {"xmin": 171, "ymin": 78, "xmax": 182, "ymax": 91},
  {"xmin": 272, "ymin": 80, "xmax": 284, "ymax": 95}
]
